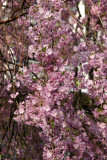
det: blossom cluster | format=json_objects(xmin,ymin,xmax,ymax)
[{"xmin": 12, "ymin": 0, "xmax": 107, "ymax": 159}]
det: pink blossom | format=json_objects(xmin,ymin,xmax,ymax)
[
  {"xmin": 10, "ymin": 92, "xmax": 19, "ymax": 99},
  {"xmin": 7, "ymin": 83, "xmax": 12, "ymax": 91},
  {"xmin": 47, "ymin": 48, "xmax": 52, "ymax": 55},
  {"xmin": 15, "ymin": 82, "xmax": 20, "ymax": 87},
  {"xmin": 19, "ymin": 108, "xmax": 24, "ymax": 114}
]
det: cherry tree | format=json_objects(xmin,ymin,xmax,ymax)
[{"xmin": 0, "ymin": 0, "xmax": 107, "ymax": 159}]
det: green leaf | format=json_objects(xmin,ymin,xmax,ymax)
[
  {"xmin": 0, "ymin": 155, "xmax": 2, "ymax": 158},
  {"xmin": 91, "ymin": 52, "xmax": 96, "ymax": 55},
  {"xmin": 65, "ymin": 127, "xmax": 69, "ymax": 132},
  {"xmin": 50, "ymin": 119, "xmax": 55, "ymax": 129},
  {"xmin": 42, "ymin": 46, "xmax": 47, "ymax": 52},
  {"xmin": 20, "ymin": 72, "xmax": 23, "ymax": 75},
  {"xmin": 73, "ymin": 131, "xmax": 78, "ymax": 136},
  {"xmin": 80, "ymin": 115, "xmax": 82, "ymax": 119},
  {"xmin": 75, "ymin": 81, "xmax": 80, "ymax": 88},
  {"xmin": 71, "ymin": 137, "xmax": 75, "ymax": 141},
  {"xmin": 62, "ymin": 71, "xmax": 66, "ymax": 75},
  {"xmin": 98, "ymin": 108, "xmax": 103, "ymax": 112},
  {"xmin": 97, "ymin": 0, "xmax": 101, "ymax": 7},
  {"xmin": 56, "ymin": 21, "xmax": 60, "ymax": 27}
]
